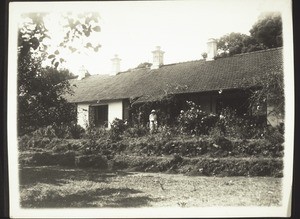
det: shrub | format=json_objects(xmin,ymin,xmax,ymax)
[
  {"xmin": 107, "ymin": 155, "xmax": 283, "ymax": 177},
  {"xmin": 213, "ymin": 136, "xmax": 233, "ymax": 151},
  {"xmin": 264, "ymin": 126, "xmax": 284, "ymax": 145},
  {"xmin": 109, "ymin": 118, "xmax": 128, "ymax": 141},
  {"xmin": 124, "ymin": 125, "xmax": 148, "ymax": 138},
  {"xmin": 29, "ymin": 152, "xmax": 75, "ymax": 166},
  {"xmin": 177, "ymin": 101, "xmax": 218, "ymax": 135},
  {"xmin": 231, "ymin": 139, "xmax": 284, "ymax": 157},
  {"xmin": 75, "ymin": 154, "xmax": 108, "ymax": 169},
  {"xmin": 186, "ymin": 157, "xmax": 283, "ymax": 177},
  {"xmin": 24, "ymin": 136, "xmax": 52, "ymax": 149},
  {"xmin": 18, "ymin": 134, "xmax": 35, "ymax": 150},
  {"xmin": 216, "ymin": 107, "xmax": 267, "ymax": 139},
  {"xmin": 32, "ymin": 125, "xmax": 57, "ymax": 138},
  {"xmin": 23, "ymin": 123, "xmax": 86, "ymax": 140},
  {"xmin": 67, "ymin": 123, "xmax": 85, "ymax": 139}
]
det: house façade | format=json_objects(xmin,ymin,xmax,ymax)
[{"xmin": 65, "ymin": 39, "xmax": 284, "ymax": 129}]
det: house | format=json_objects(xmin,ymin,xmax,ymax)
[{"xmin": 65, "ymin": 39, "xmax": 283, "ymax": 129}]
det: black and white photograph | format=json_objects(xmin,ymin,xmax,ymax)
[{"xmin": 7, "ymin": 0, "xmax": 294, "ymax": 218}]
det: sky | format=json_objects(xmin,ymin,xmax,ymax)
[{"xmin": 16, "ymin": 0, "xmax": 290, "ymax": 75}]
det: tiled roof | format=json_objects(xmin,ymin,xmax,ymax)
[{"xmin": 65, "ymin": 47, "xmax": 283, "ymax": 103}]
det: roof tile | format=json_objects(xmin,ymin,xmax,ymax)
[{"xmin": 65, "ymin": 47, "xmax": 283, "ymax": 103}]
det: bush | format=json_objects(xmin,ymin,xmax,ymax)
[
  {"xmin": 75, "ymin": 154, "xmax": 108, "ymax": 169},
  {"xmin": 124, "ymin": 125, "xmax": 148, "ymax": 138},
  {"xmin": 32, "ymin": 125, "xmax": 57, "ymax": 138},
  {"xmin": 84, "ymin": 126, "xmax": 108, "ymax": 139},
  {"xmin": 29, "ymin": 152, "xmax": 75, "ymax": 166},
  {"xmin": 185, "ymin": 157, "xmax": 283, "ymax": 177},
  {"xmin": 216, "ymin": 107, "xmax": 267, "ymax": 139},
  {"xmin": 67, "ymin": 123, "xmax": 85, "ymax": 139},
  {"xmin": 264, "ymin": 126, "xmax": 284, "ymax": 145},
  {"xmin": 21, "ymin": 123, "xmax": 86, "ymax": 140},
  {"xmin": 177, "ymin": 101, "xmax": 218, "ymax": 135},
  {"xmin": 109, "ymin": 118, "xmax": 128, "ymax": 141},
  {"xmin": 213, "ymin": 136, "xmax": 233, "ymax": 151},
  {"xmin": 106, "ymin": 155, "xmax": 283, "ymax": 177},
  {"xmin": 231, "ymin": 139, "xmax": 284, "ymax": 157}
]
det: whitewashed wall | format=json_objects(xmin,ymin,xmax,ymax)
[
  {"xmin": 77, "ymin": 101, "xmax": 124, "ymax": 129},
  {"xmin": 108, "ymin": 101, "xmax": 123, "ymax": 128},
  {"xmin": 77, "ymin": 104, "xmax": 89, "ymax": 128}
]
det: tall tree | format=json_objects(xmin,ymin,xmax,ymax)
[
  {"xmin": 250, "ymin": 12, "xmax": 282, "ymax": 48},
  {"xmin": 248, "ymin": 12, "xmax": 284, "ymax": 120},
  {"xmin": 216, "ymin": 32, "xmax": 266, "ymax": 57},
  {"xmin": 216, "ymin": 12, "xmax": 282, "ymax": 58},
  {"xmin": 18, "ymin": 12, "xmax": 101, "ymax": 134},
  {"xmin": 214, "ymin": 12, "xmax": 284, "ymax": 123}
]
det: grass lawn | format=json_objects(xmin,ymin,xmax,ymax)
[{"xmin": 20, "ymin": 166, "xmax": 282, "ymax": 208}]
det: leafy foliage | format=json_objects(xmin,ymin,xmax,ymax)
[
  {"xmin": 177, "ymin": 101, "xmax": 218, "ymax": 135},
  {"xmin": 18, "ymin": 64, "xmax": 77, "ymax": 134},
  {"xmin": 109, "ymin": 118, "xmax": 128, "ymax": 141},
  {"xmin": 49, "ymin": 12, "xmax": 102, "ymax": 65},
  {"xmin": 250, "ymin": 12, "xmax": 282, "ymax": 48},
  {"xmin": 123, "ymin": 125, "xmax": 148, "ymax": 138},
  {"xmin": 214, "ymin": 12, "xmax": 284, "ymax": 123},
  {"xmin": 18, "ymin": 12, "xmax": 101, "ymax": 135},
  {"xmin": 214, "ymin": 107, "xmax": 270, "ymax": 139},
  {"xmin": 216, "ymin": 12, "xmax": 282, "ymax": 58},
  {"xmin": 249, "ymin": 71, "xmax": 284, "ymax": 119},
  {"xmin": 216, "ymin": 32, "xmax": 266, "ymax": 57}
]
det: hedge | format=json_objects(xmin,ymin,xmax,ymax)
[
  {"xmin": 125, "ymin": 136, "xmax": 283, "ymax": 158},
  {"xmin": 19, "ymin": 151, "xmax": 75, "ymax": 167},
  {"xmin": 18, "ymin": 134, "xmax": 284, "ymax": 158},
  {"xmin": 19, "ymin": 150, "xmax": 283, "ymax": 177},
  {"xmin": 75, "ymin": 154, "xmax": 108, "ymax": 169},
  {"xmin": 110, "ymin": 155, "xmax": 283, "ymax": 177}
]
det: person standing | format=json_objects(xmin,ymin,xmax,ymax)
[{"xmin": 149, "ymin": 110, "xmax": 158, "ymax": 133}]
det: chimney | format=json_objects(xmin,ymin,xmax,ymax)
[
  {"xmin": 151, "ymin": 46, "xmax": 164, "ymax": 69},
  {"xmin": 206, "ymin": 38, "xmax": 217, "ymax": 61},
  {"xmin": 77, "ymin": 65, "xmax": 88, "ymax": 80},
  {"xmin": 111, "ymin": 54, "xmax": 121, "ymax": 75}
]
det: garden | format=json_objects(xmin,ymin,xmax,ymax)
[
  {"xmin": 19, "ymin": 101, "xmax": 284, "ymax": 176},
  {"xmin": 18, "ymin": 101, "xmax": 284, "ymax": 207}
]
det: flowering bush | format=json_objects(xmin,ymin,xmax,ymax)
[
  {"xmin": 177, "ymin": 101, "xmax": 218, "ymax": 135},
  {"xmin": 109, "ymin": 118, "xmax": 128, "ymax": 141},
  {"xmin": 216, "ymin": 107, "xmax": 267, "ymax": 139}
]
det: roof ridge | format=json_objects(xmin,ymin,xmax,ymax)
[
  {"xmin": 160, "ymin": 47, "xmax": 282, "ymax": 67},
  {"xmin": 232, "ymin": 47, "xmax": 282, "ymax": 57},
  {"xmin": 162, "ymin": 59, "xmax": 205, "ymax": 67}
]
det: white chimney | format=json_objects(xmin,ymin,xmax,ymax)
[
  {"xmin": 111, "ymin": 54, "xmax": 121, "ymax": 75},
  {"xmin": 151, "ymin": 46, "xmax": 164, "ymax": 69},
  {"xmin": 206, "ymin": 38, "xmax": 217, "ymax": 61},
  {"xmin": 77, "ymin": 65, "xmax": 88, "ymax": 80}
]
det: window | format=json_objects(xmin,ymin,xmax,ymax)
[{"xmin": 95, "ymin": 105, "xmax": 108, "ymax": 127}]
